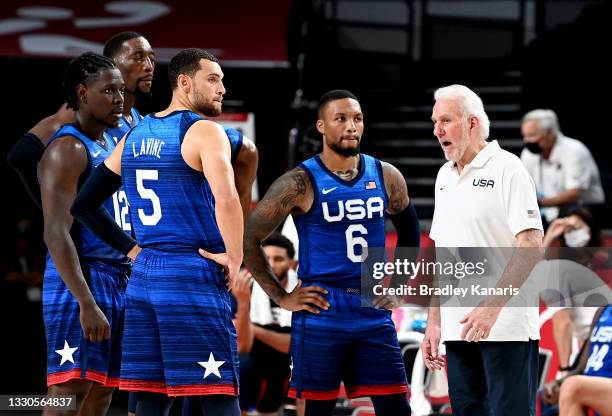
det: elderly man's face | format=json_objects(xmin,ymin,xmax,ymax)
[
  {"xmin": 432, "ymin": 98, "xmax": 471, "ymax": 162},
  {"xmin": 521, "ymin": 120, "xmax": 556, "ymax": 154},
  {"xmin": 521, "ymin": 120, "xmax": 546, "ymax": 144}
]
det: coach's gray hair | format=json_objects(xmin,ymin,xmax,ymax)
[
  {"xmin": 434, "ymin": 84, "xmax": 490, "ymax": 139},
  {"xmin": 522, "ymin": 109, "xmax": 560, "ymax": 135}
]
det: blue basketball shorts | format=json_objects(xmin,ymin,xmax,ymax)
[
  {"xmin": 44, "ymin": 260, "xmax": 128, "ymax": 387},
  {"xmin": 119, "ymin": 248, "xmax": 239, "ymax": 397},
  {"xmin": 288, "ymin": 283, "xmax": 408, "ymax": 400}
]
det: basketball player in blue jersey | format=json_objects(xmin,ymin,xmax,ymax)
[
  {"xmin": 7, "ymin": 31, "xmax": 154, "ymax": 208},
  {"xmin": 74, "ymin": 125, "xmax": 255, "ymax": 416},
  {"xmin": 539, "ymin": 305, "xmax": 612, "ymax": 415},
  {"xmin": 39, "ymin": 53, "xmax": 137, "ymax": 415},
  {"xmin": 243, "ymin": 90, "xmax": 419, "ymax": 416},
  {"xmin": 102, "ymin": 31, "xmax": 154, "ymax": 143},
  {"xmin": 71, "ymin": 48, "xmax": 243, "ymax": 416},
  {"xmin": 5, "ymin": 31, "xmax": 155, "ymax": 415},
  {"xmin": 74, "ymin": 126, "xmax": 254, "ymax": 416}
]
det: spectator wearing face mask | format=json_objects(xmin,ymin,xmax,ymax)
[
  {"xmin": 543, "ymin": 207, "xmax": 600, "ymax": 249},
  {"xmin": 520, "ymin": 109, "xmax": 605, "ymax": 228}
]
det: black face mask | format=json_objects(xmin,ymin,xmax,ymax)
[{"xmin": 525, "ymin": 142, "xmax": 542, "ymax": 154}]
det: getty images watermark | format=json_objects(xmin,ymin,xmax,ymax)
[{"xmin": 360, "ymin": 247, "xmax": 612, "ymax": 308}]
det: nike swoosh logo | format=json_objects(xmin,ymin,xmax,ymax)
[
  {"xmin": 92, "ymin": 150, "xmax": 102, "ymax": 157},
  {"xmin": 322, "ymin": 187, "xmax": 337, "ymax": 195}
]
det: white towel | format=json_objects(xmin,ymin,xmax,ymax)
[{"xmin": 250, "ymin": 269, "xmax": 299, "ymax": 328}]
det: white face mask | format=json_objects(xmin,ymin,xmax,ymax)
[{"xmin": 564, "ymin": 227, "xmax": 591, "ymax": 247}]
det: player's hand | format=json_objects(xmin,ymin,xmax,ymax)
[
  {"xmin": 79, "ymin": 300, "xmax": 110, "ymax": 343},
  {"xmin": 459, "ymin": 304, "xmax": 502, "ymax": 342},
  {"xmin": 422, "ymin": 322, "xmax": 444, "ymax": 370},
  {"xmin": 373, "ymin": 294, "xmax": 400, "ymax": 310},
  {"xmin": 198, "ymin": 248, "xmax": 240, "ymax": 290},
  {"xmin": 127, "ymin": 244, "xmax": 142, "ymax": 261},
  {"xmin": 542, "ymin": 381, "xmax": 560, "ymax": 405},
  {"xmin": 198, "ymin": 248, "xmax": 228, "ymax": 266},
  {"xmin": 279, "ymin": 280, "xmax": 329, "ymax": 314},
  {"xmin": 233, "ymin": 269, "xmax": 253, "ymax": 304}
]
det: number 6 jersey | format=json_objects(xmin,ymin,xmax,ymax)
[
  {"xmin": 294, "ymin": 154, "xmax": 388, "ymax": 289},
  {"xmin": 121, "ymin": 110, "xmax": 225, "ymax": 253}
]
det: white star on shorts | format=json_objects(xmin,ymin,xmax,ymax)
[
  {"xmin": 55, "ymin": 340, "xmax": 78, "ymax": 366},
  {"xmin": 198, "ymin": 352, "xmax": 225, "ymax": 379}
]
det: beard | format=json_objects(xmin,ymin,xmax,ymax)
[
  {"xmin": 125, "ymin": 82, "xmax": 153, "ymax": 101},
  {"xmin": 192, "ymin": 91, "xmax": 221, "ymax": 117},
  {"xmin": 200, "ymin": 102, "xmax": 221, "ymax": 117},
  {"xmin": 444, "ymin": 141, "xmax": 468, "ymax": 162},
  {"xmin": 443, "ymin": 126, "xmax": 471, "ymax": 162},
  {"xmin": 134, "ymin": 87, "xmax": 152, "ymax": 100},
  {"xmin": 328, "ymin": 140, "xmax": 361, "ymax": 157},
  {"xmin": 276, "ymin": 270, "xmax": 289, "ymax": 284}
]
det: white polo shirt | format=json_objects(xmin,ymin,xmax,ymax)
[
  {"xmin": 430, "ymin": 140, "xmax": 543, "ymax": 342},
  {"xmin": 520, "ymin": 135, "xmax": 605, "ymax": 223}
]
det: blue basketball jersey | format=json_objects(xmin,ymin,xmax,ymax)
[
  {"xmin": 585, "ymin": 305, "xmax": 612, "ymax": 378},
  {"xmin": 294, "ymin": 154, "xmax": 388, "ymax": 288},
  {"xmin": 106, "ymin": 107, "xmax": 142, "ymax": 145},
  {"xmin": 45, "ymin": 124, "xmax": 130, "ymax": 265},
  {"xmin": 121, "ymin": 110, "xmax": 225, "ymax": 253},
  {"xmin": 223, "ymin": 126, "xmax": 243, "ymax": 164}
]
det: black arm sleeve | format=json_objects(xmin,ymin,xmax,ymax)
[
  {"xmin": 388, "ymin": 203, "xmax": 421, "ymax": 290},
  {"xmin": 390, "ymin": 202, "xmax": 421, "ymax": 248},
  {"xmin": 6, "ymin": 133, "xmax": 45, "ymax": 209},
  {"xmin": 71, "ymin": 163, "xmax": 137, "ymax": 255}
]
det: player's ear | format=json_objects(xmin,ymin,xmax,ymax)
[
  {"xmin": 178, "ymin": 74, "xmax": 191, "ymax": 93},
  {"xmin": 316, "ymin": 119, "xmax": 325, "ymax": 135},
  {"xmin": 77, "ymin": 83, "xmax": 88, "ymax": 105}
]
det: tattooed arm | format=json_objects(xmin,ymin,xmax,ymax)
[
  {"xmin": 382, "ymin": 161, "xmax": 409, "ymax": 214},
  {"xmin": 244, "ymin": 167, "xmax": 329, "ymax": 313}
]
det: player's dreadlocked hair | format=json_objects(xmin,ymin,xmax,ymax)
[
  {"xmin": 63, "ymin": 52, "xmax": 116, "ymax": 110},
  {"xmin": 168, "ymin": 48, "xmax": 219, "ymax": 90},
  {"xmin": 103, "ymin": 31, "xmax": 143, "ymax": 58}
]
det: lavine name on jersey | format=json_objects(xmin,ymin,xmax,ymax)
[{"xmin": 132, "ymin": 137, "xmax": 165, "ymax": 159}]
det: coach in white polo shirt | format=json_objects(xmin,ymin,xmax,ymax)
[{"xmin": 422, "ymin": 84, "xmax": 544, "ymax": 416}]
